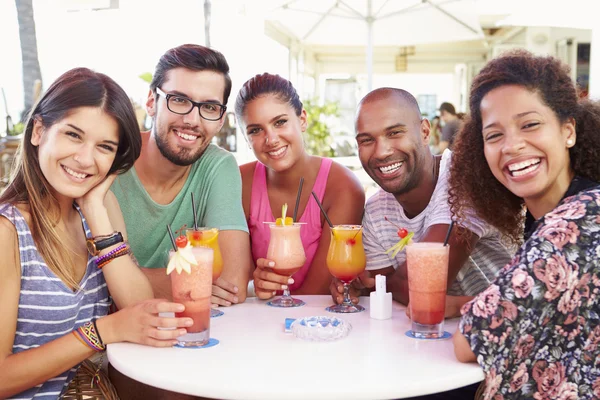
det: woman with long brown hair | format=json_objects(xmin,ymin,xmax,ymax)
[
  {"xmin": 235, "ymin": 73, "xmax": 365, "ymax": 301},
  {"xmin": 449, "ymin": 50, "xmax": 600, "ymax": 399},
  {"xmin": 0, "ymin": 68, "xmax": 192, "ymax": 399}
]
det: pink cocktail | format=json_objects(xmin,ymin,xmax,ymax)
[
  {"xmin": 405, "ymin": 242, "xmax": 449, "ymax": 339},
  {"xmin": 266, "ymin": 223, "xmax": 306, "ymax": 308},
  {"xmin": 169, "ymin": 247, "xmax": 213, "ymax": 346}
]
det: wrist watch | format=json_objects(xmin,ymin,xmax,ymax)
[{"xmin": 86, "ymin": 232, "xmax": 124, "ymax": 256}]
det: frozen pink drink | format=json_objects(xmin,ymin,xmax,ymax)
[
  {"xmin": 170, "ymin": 247, "xmax": 213, "ymax": 346},
  {"xmin": 266, "ymin": 223, "xmax": 306, "ymax": 308},
  {"xmin": 406, "ymin": 242, "xmax": 449, "ymax": 339}
]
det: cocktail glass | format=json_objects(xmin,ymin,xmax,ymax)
[
  {"xmin": 266, "ymin": 223, "xmax": 306, "ymax": 308},
  {"xmin": 406, "ymin": 242, "xmax": 449, "ymax": 339},
  {"xmin": 186, "ymin": 228, "xmax": 224, "ymax": 318},
  {"xmin": 326, "ymin": 225, "xmax": 366, "ymax": 313},
  {"xmin": 169, "ymin": 246, "xmax": 213, "ymax": 347}
]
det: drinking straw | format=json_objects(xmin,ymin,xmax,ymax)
[
  {"xmin": 311, "ymin": 191, "xmax": 333, "ymax": 228},
  {"xmin": 167, "ymin": 224, "xmax": 177, "ymax": 251},
  {"xmin": 352, "ymin": 226, "xmax": 363, "ymax": 239},
  {"xmin": 292, "ymin": 177, "xmax": 304, "ymax": 222},
  {"xmin": 191, "ymin": 193, "xmax": 198, "ymax": 230},
  {"xmin": 443, "ymin": 221, "xmax": 455, "ymax": 247}
]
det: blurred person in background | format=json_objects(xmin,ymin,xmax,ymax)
[{"xmin": 438, "ymin": 102, "xmax": 461, "ymax": 152}]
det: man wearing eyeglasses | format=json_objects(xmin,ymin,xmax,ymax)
[{"xmin": 111, "ymin": 43, "xmax": 251, "ymax": 309}]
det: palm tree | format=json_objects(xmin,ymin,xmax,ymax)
[{"xmin": 15, "ymin": 0, "xmax": 42, "ymax": 121}]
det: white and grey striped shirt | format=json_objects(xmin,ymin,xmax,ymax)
[
  {"xmin": 363, "ymin": 150, "xmax": 512, "ymax": 296},
  {"xmin": 1, "ymin": 203, "xmax": 111, "ymax": 399}
]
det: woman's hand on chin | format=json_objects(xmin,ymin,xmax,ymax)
[{"xmin": 76, "ymin": 174, "xmax": 117, "ymax": 213}]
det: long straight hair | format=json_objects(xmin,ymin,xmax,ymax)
[{"xmin": 0, "ymin": 68, "xmax": 141, "ymax": 288}]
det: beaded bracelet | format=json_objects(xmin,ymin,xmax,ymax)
[
  {"xmin": 97, "ymin": 245, "xmax": 131, "ymax": 269},
  {"xmin": 72, "ymin": 321, "xmax": 105, "ymax": 352},
  {"xmin": 95, "ymin": 242, "xmax": 130, "ymax": 268}
]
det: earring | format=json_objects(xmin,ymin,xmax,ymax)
[{"xmin": 567, "ymin": 139, "xmax": 574, "ymax": 146}]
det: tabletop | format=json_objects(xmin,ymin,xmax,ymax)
[{"xmin": 107, "ymin": 295, "xmax": 484, "ymax": 400}]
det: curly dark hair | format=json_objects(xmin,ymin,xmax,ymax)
[{"xmin": 449, "ymin": 49, "xmax": 600, "ymax": 244}]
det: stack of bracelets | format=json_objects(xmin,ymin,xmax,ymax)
[
  {"xmin": 96, "ymin": 242, "xmax": 131, "ymax": 269},
  {"xmin": 72, "ymin": 320, "xmax": 105, "ymax": 352}
]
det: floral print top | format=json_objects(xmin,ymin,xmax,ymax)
[{"xmin": 460, "ymin": 187, "xmax": 600, "ymax": 400}]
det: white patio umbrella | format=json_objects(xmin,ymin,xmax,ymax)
[
  {"xmin": 263, "ymin": 0, "xmax": 484, "ymax": 89},
  {"xmin": 491, "ymin": 0, "xmax": 595, "ymax": 29}
]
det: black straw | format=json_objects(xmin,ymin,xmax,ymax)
[
  {"xmin": 311, "ymin": 191, "xmax": 333, "ymax": 228},
  {"xmin": 293, "ymin": 177, "xmax": 304, "ymax": 222},
  {"xmin": 167, "ymin": 224, "xmax": 177, "ymax": 251},
  {"xmin": 191, "ymin": 193, "xmax": 198, "ymax": 230},
  {"xmin": 443, "ymin": 221, "xmax": 455, "ymax": 247}
]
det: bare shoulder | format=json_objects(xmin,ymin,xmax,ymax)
[
  {"xmin": 239, "ymin": 161, "xmax": 257, "ymax": 218},
  {"xmin": 0, "ymin": 215, "xmax": 18, "ymax": 240},
  {"xmin": 0, "ymin": 215, "xmax": 20, "ymax": 274},
  {"xmin": 239, "ymin": 161, "xmax": 257, "ymax": 184},
  {"xmin": 327, "ymin": 159, "xmax": 365, "ymax": 197},
  {"xmin": 323, "ymin": 159, "xmax": 365, "ymax": 223}
]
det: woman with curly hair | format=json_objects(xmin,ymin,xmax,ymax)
[{"xmin": 450, "ymin": 50, "xmax": 600, "ymax": 399}]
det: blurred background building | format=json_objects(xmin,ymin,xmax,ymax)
[{"xmin": 1, "ymin": 0, "xmax": 597, "ymax": 194}]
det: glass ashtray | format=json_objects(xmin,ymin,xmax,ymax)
[{"xmin": 291, "ymin": 316, "xmax": 351, "ymax": 341}]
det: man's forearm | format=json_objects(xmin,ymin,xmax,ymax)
[
  {"xmin": 388, "ymin": 272, "xmax": 409, "ymax": 305},
  {"xmin": 445, "ymin": 296, "xmax": 473, "ymax": 318}
]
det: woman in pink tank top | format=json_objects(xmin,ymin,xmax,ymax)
[{"xmin": 235, "ymin": 73, "xmax": 365, "ymax": 300}]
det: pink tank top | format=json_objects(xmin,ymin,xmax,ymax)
[{"xmin": 249, "ymin": 158, "xmax": 333, "ymax": 291}]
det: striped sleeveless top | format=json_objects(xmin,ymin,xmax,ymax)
[{"xmin": 0, "ymin": 203, "xmax": 111, "ymax": 400}]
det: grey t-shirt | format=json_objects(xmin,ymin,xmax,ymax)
[
  {"xmin": 363, "ymin": 150, "xmax": 512, "ymax": 296},
  {"xmin": 441, "ymin": 118, "xmax": 461, "ymax": 148}
]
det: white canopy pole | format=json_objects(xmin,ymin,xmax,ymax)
[
  {"xmin": 590, "ymin": 27, "xmax": 600, "ymax": 100},
  {"xmin": 366, "ymin": 0, "xmax": 373, "ymax": 91}
]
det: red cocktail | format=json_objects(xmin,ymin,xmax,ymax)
[{"xmin": 406, "ymin": 242, "xmax": 449, "ymax": 338}]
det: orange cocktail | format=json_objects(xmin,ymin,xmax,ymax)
[
  {"xmin": 186, "ymin": 228, "xmax": 222, "ymax": 281},
  {"xmin": 186, "ymin": 228, "xmax": 224, "ymax": 317},
  {"xmin": 326, "ymin": 225, "xmax": 366, "ymax": 313}
]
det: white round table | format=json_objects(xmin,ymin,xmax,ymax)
[{"xmin": 108, "ymin": 295, "xmax": 483, "ymax": 399}]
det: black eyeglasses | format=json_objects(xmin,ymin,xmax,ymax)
[{"xmin": 155, "ymin": 87, "xmax": 226, "ymax": 121}]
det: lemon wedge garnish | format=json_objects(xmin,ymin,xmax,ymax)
[
  {"xmin": 166, "ymin": 244, "xmax": 198, "ymax": 275},
  {"xmin": 188, "ymin": 228, "xmax": 219, "ymax": 247}
]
